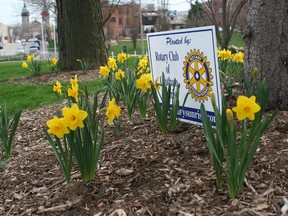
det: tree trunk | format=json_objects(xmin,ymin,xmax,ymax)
[
  {"xmin": 244, "ymin": 0, "xmax": 288, "ymax": 110},
  {"xmin": 57, "ymin": 0, "xmax": 107, "ymax": 70}
]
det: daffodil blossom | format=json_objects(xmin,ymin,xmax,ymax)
[
  {"xmin": 22, "ymin": 61, "xmax": 28, "ymax": 69},
  {"xmin": 68, "ymin": 83, "xmax": 79, "ymax": 101},
  {"xmin": 62, "ymin": 103, "xmax": 88, "ymax": 130},
  {"xmin": 106, "ymin": 98, "xmax": 121, "ymax": 124},
  {"xmin": 136, "ymin": 73, "xmax": 152, "ymax": 92},
  {"xmin": 46, "ymin": 116, "xmax": 70, "ymax": 138},
  {"xmin": 115, "ymin": 69, "xmax": 125, "ymax": 80},
  {"xmin": 232, "ymin": 95, "xmax": 261, "ymax": 120},
  {"xmin": 107, "ymin": 58, "xmax": 117, "ymax": 71},
  {"xmin": 53, "ymin": 80, "xmax": 62, "ymax": 95},
  {"xmin": 99, "ymin": 65, "xmax": 110, "ymax": 77}
]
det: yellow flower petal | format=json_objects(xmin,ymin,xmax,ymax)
[{"xmin": 62, "ymin": 104, "xmax": 88, "ymax": 131}]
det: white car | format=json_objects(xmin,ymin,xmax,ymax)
[
  {"xmin": 29, "ymin": 46, "xmax": 39, "ymax": 54},
  {"xmin": 16, "ymin": 47, "xmax": 25, "ymax": 55}
]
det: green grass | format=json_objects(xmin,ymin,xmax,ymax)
[
  {"xmin": 0, "ymin": 60, "xmax": 106, "ymax": 115},
  {"xmin": 108, "ymin": 40, "xmax": 148, "ymax": 56},
  {"xmin": 229, "ymin": 32, "xmax": 244, "ymax": 48},
  {"xmin": 0, "ymin": 55, "xmax": 26, "ymax": 62},
  {"xmin": 0, "ymin": 80, "xmax": 105, "ymax": 115},
  {"xmin": 0, "ymin": 83, "xmax": 56, "ymax": 114},
  {"xmin": 0, "ymin": 61, "xmax": 52, "ymax": 82}
]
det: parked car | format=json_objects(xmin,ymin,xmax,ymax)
[
  {"xmin": 0, "ymin": 42, "xmax": 3, "ymax": 49},
  {"xmin": 15, "ymin": 40, "xmax": 21, "ymax": 44},
  {"xmin": 29, "ymin": 45, "xmax": 39, "ymax": 54},
  {"xmin": 16, "ymin": 47, "xmax": 25, "ymax": 55}
]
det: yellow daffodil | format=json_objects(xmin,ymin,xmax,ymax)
[
  {"xmin": 153, "ymin": 77, "xmax": 161, "ymax": 91},
  {"xmin": 115, "ymin": 69, "xmax": 125, "ymax": 80},
  {"xmin": 62, "ymin": 104, "xmax": 88, "ymax": 130},
  {"xmin": 106, "ymin": 98, "xmax": 121, "ymax": 124},
  {"xmin": 232, "ymin": 95, "xmax": 261, "ymax": 121},
  {"xmin": 51, "ymin": 57, "xmax": 58, "ymax": 66},
  {"xmin": 53, "ymin": 80, "xmax": 62, "ymax": 95},
  {"xmin": 107, "ymin": 58, "xmax": 117, "ymax": 71},
  {"xmin": 136, "ymin": 73, "xmax": 152, "ymax": 92},
  {"xmin": 46, "ymin": 116, "xmax": 70, "ymax": 138},
  {"xmin": 26, "ymin": 55, "xmax": 32, "ymax": 61},
  {"xmin": 117, "ymin": 52, "xmax": 128, "ymax": 63},
  {"xmin": 68, "ymin": 83, "xmax": 79, "ymax": 101},
  {"xmin": 138, "ymin": 58, "xmax": 148, "ymax": 69},
  {"xmin": 26, "ymin": 54, "xmax": 34, "ymax": 61},
  {"xmin": 217, "ymin": 49, "xmax": 232, "ymax": 61},
  {"xmin": 232, "ymin": 51, "xmax": 244, "ymax": 63},
  {"xmin": 70, "ymin": 75, "xmax": 78, "ymax": 87},
  {"xmin": 22, "ymin": 61, "xmax": 28, "ymax": 69},
  {"xmin": 99, "ymin": 65, "xmax": 110, "ymax": 77}
]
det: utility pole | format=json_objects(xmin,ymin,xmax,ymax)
[{"xmin": 139, "ymin": 0, "xmax": 144, "ymax": 55}]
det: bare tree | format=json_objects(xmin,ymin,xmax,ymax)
[
  {"xmin": 156, "ymin": 0, "xmax": 170, "ymax": 31},
  {"xmin": 187, "ymin": 0, "xmax": 247, "ymax": 49},
  {"xmin": 10, "ymin": 23, "xmax": 22, "ymax": 41}
]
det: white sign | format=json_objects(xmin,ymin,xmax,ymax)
[{"xmin": 147, "ymin": 26, "xmax": 221, "ymax": 126}]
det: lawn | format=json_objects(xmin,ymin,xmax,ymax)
[{"xmin": 0, "ymin": 62, "xmax": 105, "ymax": 114}]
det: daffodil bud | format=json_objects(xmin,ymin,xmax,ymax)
[
  {"xmin": 253, "ymin": 67, "xmax": 258, "ymax": 80},
  {"xmin": 211, "ymin": 91, "xmax": 217, "ymax": 112},
  {"xmin": 226, "ymin": 108, "xmax": 234, "ymax": 126}
]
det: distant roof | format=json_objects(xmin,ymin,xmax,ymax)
[{"xmin": 21, "ymin": 3, "xmax": 30, "ymax": 16}]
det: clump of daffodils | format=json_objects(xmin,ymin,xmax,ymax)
[
  {"xmin": 46, "ymin": 74, "xmax": 109, "ymax": 184},
  {"xmin": 49, "ymin": 57, "xmax": 60, "ymax": 74},
  {"xmin": 53, "ymin": 75, "xmax": 79, "ymax": 102},
  {"xmin": 201, "ymin": 92, "xmax": 277, "ymax": 199},
  {"xmin": 232, "ymin": 51, "xmax": 244, "ymax": 63},
  {"xmin": 21, "ymin": 54, "xmax": 41, "ymax": 76},
  {"xmin": 117, "ymin": 52, "xmax": 130, "ymax": 63},
  {"xmin": 217, "ymin": 49, "xmax": 232, "ymax": 61}
]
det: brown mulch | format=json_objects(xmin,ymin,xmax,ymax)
[{"xmin": 0, "ymin": 71, "xmax": 288, "ymax": 216}]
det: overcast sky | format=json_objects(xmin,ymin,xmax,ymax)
[{"xmin": 0, "ymin": 0, "xmax": 191, "ymax": 25}]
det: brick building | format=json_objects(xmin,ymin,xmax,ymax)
[
  {"xmin": 106, "ymin": 3, "xmax": 140, "ymax": 40},
  {"xmin": 0, "ymin": 23, "xmax": 13, "ymax": 44}
]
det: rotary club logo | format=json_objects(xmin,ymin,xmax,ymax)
[{"xmin": 182, "ymin": 49, "xmax": 213, "ymax": 102}]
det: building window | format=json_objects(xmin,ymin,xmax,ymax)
[
  {"xmin": 111, "ymin": 17, "xmax": 116, "ymax": 22},
  {"xmin": 119, "ymin": 18, "xmax": 122, "ymax": 25},
  {"xmin": 219, "ymin": 7, "xmax": 223, "ymax": 13}
]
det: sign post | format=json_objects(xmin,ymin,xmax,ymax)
[{"xmin": 147, "ymin": 26, "xmax": 221, "ymax": 126}]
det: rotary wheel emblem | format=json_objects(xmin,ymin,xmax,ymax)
[{"xmin": 182, "ymin": 49, "xmax": 213, "ymax": 102}]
